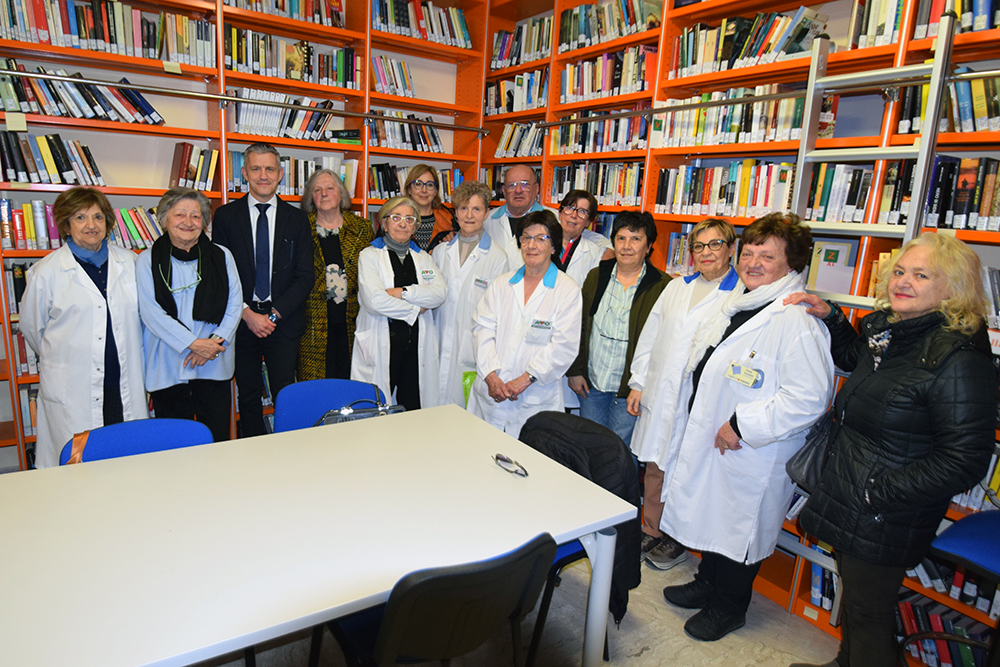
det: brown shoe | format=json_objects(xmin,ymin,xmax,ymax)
[{"xmin": 645, "ymin": 535, "xmax": 688, "ymax": 570}]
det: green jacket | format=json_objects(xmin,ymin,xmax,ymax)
[{"xmin": 567, "ymin": 257, "xmax": 670, "ymax": 398}]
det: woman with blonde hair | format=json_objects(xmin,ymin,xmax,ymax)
[{"xmin": 787, "ymin": 232, "xmax": 997, "ymax": 667}]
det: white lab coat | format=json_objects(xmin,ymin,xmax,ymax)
[
  {"xmin": 660, "ymin": 279, "xmax": 834, "ymax": 564},
  {"xmin": 484, "ymin": 202, "xmax": 558, "ymax": 268},
  {"xmin": 20, "ymin": 244, "xmax": 149, "ymax": 468},
  {"xmin": 469, "ymin": 263, "xmax": 581, "ymax": 437},
  {"xmin": 628, "ymin": 268, "xmax": 739, "ymax": 465},
  {"xmin": 351, "ymin": 240, "xmax": 447, "ymax": 407},
  {"xmin": 581, "ymin": 228, "xmax": 612, "ymax": 252},
  {"xmin": 432, "ymin": 233, "xmax": 509, "ymax": 408}
]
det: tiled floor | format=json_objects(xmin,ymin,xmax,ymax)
[{"xmin": 203, "ymin": 554, "xmax": 839, "ymax": 667}]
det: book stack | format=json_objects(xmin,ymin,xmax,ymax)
[
  {"xmin": 801, "ymin": 164, "xmax": 877, "ymax": 224},
  {"xmin": 370, "ymin": 54, "xmax": 415, "ymax": 97},
  {"xmin": 366, "ymin": 111, "xmax": 444, "ymax": 152},
  {"xmin": 559, "ymin": 45, "xmax": 656, "ymax": 104},
  {"xmin": 649, "ymin": 85, "xmax": 812, "ymax": 148},
  {"xmin": 842, "ymin": 0, "xmax": 906, "ymax": 50},
  {"xmin": 0, "ymin": 199, "xmax": 58, "ymax": 250},
  {"xmin": 557, "ymin": 0, "xmax": 662, "ymax": 53},
  {"xmin": 222, "ymin": 0, "xmax": 346, "ymax": 28},
  {"xmin": 550, "ymin": 160, "xmax": 644, "ymax": 206},
  {"xmin": 898, "ymin": 583, "xmax": 998, "ymax": 666},
  {"xmin": 368, "ymin": 162, "xmax": 407, "ymax": 199},
  {"xmin": 0, "ymin": 130, "xmax": 104, "ymax": 187},
  {"xmin": 493, "ymin": 122, "xmax": 544, "ymax": 159},
  {"xmin": 227, "ymin": 152, "xmax": 358, "ymax": 197},
  {"xmin": 913, "ymin": 0, "xmax": 997, "ymax": 39},
  {"xmin": 484, "ymin": 69, "xmax": 549, "ymax": 116},
  {"xmin": 0, "ymin": 3, "xmax": 216, "ymax": 66},
  {"xmin": 0, "ymin": 62, "xmax": 164, "ymax": 125},
  {"xmin": 227, "ymin": 89, "xmax": 346, "ymax": 142},
  {"xmin": 654, "ymin": 160, "xmax": 796, "ymax": 219},
  {"xmin": 490, "ymin": 15, "xmax": 553, "ymax": 69},
  {"xmin": 909, "ymin": 67, "xmax": 1000, "ymax": 137},
  {"xmin": 663, "ymin": 230, "xmax": 694, "ymax": 274},
  {"xmin": 17, "ymin": 381, "xmax": 38, "ymax": 438},
  {"xmin": 437, "ymin": 167, "xmax": 462, "ymax": 203},
  {"xmin": 922, "ymin": 156, "xmax": 1000, "ymax": 231},
  {"xmin": 550, "ymin": 102, "xmax": 650, "ymax": 154},
  {"xmin": 222, "ymin": 29, "xmax": 361, "ymax": 90},
  {"xmin": 370, "ymin": 0, "xmax": 473, "ymax": 49},
  {"xmin": 106, "ymin": 206, "xmax": 163, "ymax": 250},
  {"xmin": 668, "ymin": 7, "xmax": 829, "ymax": 79},
  {"xmin": 168, "ymin": 143, "xmax": 221, "ymax": 192},
  {"xmin": 952, "ymin": 450, "xmax": 1000, "ymax": 511}
]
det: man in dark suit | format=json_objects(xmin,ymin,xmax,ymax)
[{"xmin": 212, "ymin": 143, "xmax": 313, "ymax": 437}]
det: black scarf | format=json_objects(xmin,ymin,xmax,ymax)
[{"xmin": 152, "ymin": 232, "xmax": 228, "ymax": 326}]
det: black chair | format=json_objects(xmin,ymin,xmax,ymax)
[{"xmin": 308, "ymin": 532, "xmax": 557, "ymax": 667}]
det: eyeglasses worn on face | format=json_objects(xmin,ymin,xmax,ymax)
[
  {"xmin": 504, "ymin": 180, "xmax": 532, "ymax": 191},
  {"xmin": 563, "ymin": 205, "xmax": 591, "ymax": 218},
  {"xmin": 690, "ymin": 239, "xmax": 729, "ymax": 253},
  {"xmin": 410, "ymin": 180, "xmax": 437, "ymax": 191},
  {"xmin": 520, "ymin": 233, "xmax": 551, "ymax": 245},
  {"xmin": 387, "ymin": 214, "xmax": 418, "ymax": 225}
]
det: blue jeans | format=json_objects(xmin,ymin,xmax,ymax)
[{"xmin": 578, "ymin": 388, "xmax": 637, "ymax": 446}]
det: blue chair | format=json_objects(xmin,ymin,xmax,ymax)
[
  {"xmin": 58, "ymin": 418, "xmax": 214, "ymax": 465},
  {"xmin": 272, "ymin": 379, "xmax": 386, "ymax": 433},
  {"xmin": 901, "ymin": 511, "xmax": 1000, "ymax": 667}
]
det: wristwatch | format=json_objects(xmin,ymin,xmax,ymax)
[
  {"xmin": 401, "ymin": 287, "xmax": 410, "ymax": 301},
  {"xmin": 528, "ymin": 374, "xmax": 538, "ymax": 384}
]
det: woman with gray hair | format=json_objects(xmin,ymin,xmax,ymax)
[
  {"xmin": 352, "ymin": 196, "xmax": 447, "ymax": 410},
  {"xmin": 136, "ymin": 187, "xmax": 242, "ymax": 441},
  {"xmin": 297, "ymin": 169, "xmax": 373, "ymax": 380}
]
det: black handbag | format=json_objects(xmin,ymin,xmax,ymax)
[
  {"xmin": 313, "ymin": 399, "xmax": 406, "ymax": 426},
  {"xmin": 785, "ymin": 409, "xmax": 835, "ymax": 493}
]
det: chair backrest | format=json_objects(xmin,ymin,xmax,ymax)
[
  {"xmin": 273, "ymin": 379, "xmax": 386, "ymax": 433},
  {"xmin": 931, "ymin": 510, "xmax": 1000, "ymax": 581},
  {"xmin": 59, "ymin": 418, "xmax": 214, "ymax": 465},
  {"xmin": 371, "ymin": 532, "xmax": 557, "ymax": 667}
]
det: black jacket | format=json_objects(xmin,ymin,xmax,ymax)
[
  {"xmin": 799, "ymin": 309, "xmax": 997, "ymax": 567},
  {"xmin": 519, "ymin": 411, "xmax": 641, "ymax": 624}
]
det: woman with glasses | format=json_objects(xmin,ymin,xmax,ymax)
[
  {"xmin": 431, "ymin": 181, "xmax": 509, "ymax": 408},
  {"xmin": 136, "ymin": 187, "xmax": 242, "ymax": 442},
  {"xmin": 554, "ymin": 189, "xmax": 614, "ymax": 288},
  {"xmin": 21, "ymin": 187, "xmax": 150, "ymax": 467},
  {"xmin": 468, "ymin": 210, "xmax": 582, "ymax": 437},
  {"xmin": 628, "ymin": 218, "xmax": 739, "ymax": 570},
  {"xmin": 404, "ymin": 164, "xmax": 455, "ymax": 251},
  {"xmin": 655, "ymin": 213, "xmax": 833, "ymax": 642},
  {"xmin": 297, "ymin": 169, "xmax": 373, "ymax": 381},
  {"xmin": 352, "ymin": 196, "xmax": 447, "ymax": 410}
]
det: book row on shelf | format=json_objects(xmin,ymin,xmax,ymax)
[
  {"xmin": 168, "ymin": 143, "xmax": 221, "ymax": 193},
  {"xmin": 898, "ymin": 586, "xmax": 995, "ymax": 667},
  {"xmin": 650, "ymin": 87, "xmax": 837, "ymax": 149},
  {"xmin": 221, "ymin": 0, "xmax": 346, "ymax": 28},
  {"xmin": 370, "ymin": 54, "xmax": 416, "ymax": 98},
  {"xmin": 556, "ymin": 0, "xmax": 662, "ymax": 54},
  {"xmin": 484, "ymin": 69, "xmax": 549, "ymax": 116},
  {"xmin": 550, "ymin": 160, "xmax": 645, "ymax": 207},
  {"xmin": 369, "ymin": 0, "xmax": 473, "ymax": 50},
  {"xmin": 0, "ymin": 62, "xmax": 163, "ymax": 125},
  {"xmin": 227, "ymin": 89, "xmax": 353, "ymax": 142},
  {"xmin": 223, "ymin": 28, "xmax": 360, "ymax": 89},
  {"xmin": 803, "ymin": 164, "xmax": 875, "ymax": 225},
  {"xmin": 954, "ymin": 451, "xmax": 1000, "ymax": 512},
  {"xmin": 920, "ymin": 156, "xmax": 1000, "ymax": 231},
  {"xmin": 227, "ymin": 149, "xmax": 359, "ymax": 198},
  {"xmin": 366, "ymin": 162, "xmax": 462, "ymax": 202},
  {"xmin": 0, "ymin": 1, "xmax": 217, "ymax": 67},
  {"xmin": 652, "ymin": 160, "xmax": 796, "ymax": 219},
  {"xmin": 913, "ymin": 0, "xmax": 1000, "ymax": 38},
  {"xmin": 0, "ymin": 130, "xmax": 104, "ymax": 187},
  {"xmin": 559, "ymin": 45, "xmax": 656, "ymax": 105},
  {"xmin": 492, "ymin": 121, "xmax": 544, "ymax": 159},
  {"xmin": 15, "ymin": 382, "xmax": 37, "ymax": 438},
  {"xmin": 551, "ymin": 103, "xmax": 651, "ymax": 154},
  {"xmin": 668, "ymin": 6, "xmax": 829, "ymax": 81},
  {"xmin": 898, "ymin": 67, "xmax": 1000, "ymax": 137},
  {"xmin": 0, "ymin": 198, "xmax": 58, "ymax": 250},
  {"xmin": 489, "ymin": 15, "xmax": 553, "ymax": 71},
  {"xmin": 366, "ymin": 112, "xmax": 445, "ymax": 153}
]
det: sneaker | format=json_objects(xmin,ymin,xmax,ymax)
[
  {"xmin": 640, "ymin": 534, "xmax": 661, "ymax": 563},
  {"xmin": 645, "ymin": 535, "xmax": 688, "ymax": 570},
  {"xmin": 683, "ymin": 606, "xmax": 745, "ymax": 641},
  {"xmin": 662, "ymin": 578, "xmax": 713, "ymax": 609}
]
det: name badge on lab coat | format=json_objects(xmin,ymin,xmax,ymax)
[
  {"xmin": 525, "ymin": 319, "xmax": 553, "ymax": 344},
  {"xmin": 474, "ymin": 277, "xmax": 489, "ymax": 289},
  {"xmin": 421, "ymin": 269, "xmax": 436, "ymax": 282},
  {"xmin": 726, "ymin": 361, "xmax": 764, "ymax": 389}
]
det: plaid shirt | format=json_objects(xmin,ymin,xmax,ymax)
[{"xmin": 588, "ymin": 264, "xmax": 645, "ymax": 392}]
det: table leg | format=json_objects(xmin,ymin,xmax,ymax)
[{"xmin": 578, "ymin": 526, "xmax": 617, "ymax": 667}]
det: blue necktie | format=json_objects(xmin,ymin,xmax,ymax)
[{"xmin": 254, "ymin": 202, "xmax": 270, "ymax": 301}]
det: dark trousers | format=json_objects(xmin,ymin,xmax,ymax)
[
  {"xmin": 835, "ymin": 551, "xmax": 906, "ymax": 667},
  {"xmin": 696, "ymin": 550, "xmax": 763, "ymax": 617},
  {"xmin": 388, "ymin": 327, "xmax": 420, "ymax": 412},
  {"xmin": 235, "ymin": 324, "xmax": 298, "ymax": 437},
  {"xmin": 150, "ymin": 379, "xmax": 232, "ymax": 443}
]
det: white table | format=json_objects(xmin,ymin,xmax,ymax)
[{"xmin": 0, "ymin": 405, "xmax": 635, "ymax": 667}]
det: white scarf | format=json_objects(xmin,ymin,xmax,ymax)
[{"xmin": 684, "ymin": 271, "xmax": 805, "ymax": 376}]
